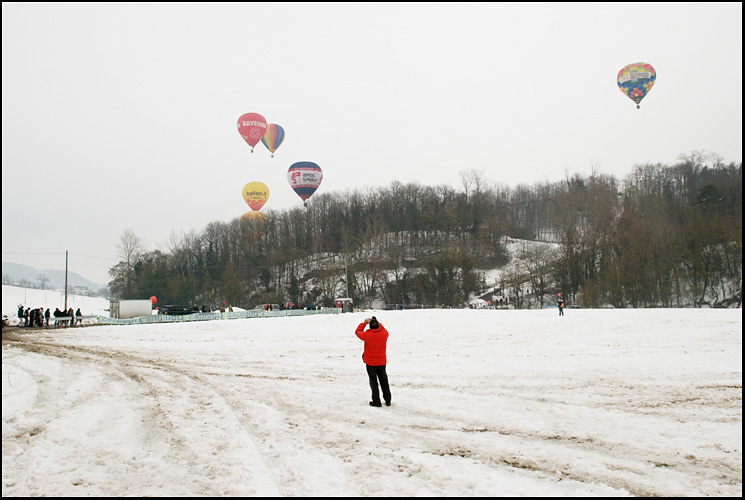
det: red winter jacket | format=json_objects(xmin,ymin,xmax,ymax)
[{"xmin": 355, "ymin": 322, "xmax": 389, "ymax": 366}]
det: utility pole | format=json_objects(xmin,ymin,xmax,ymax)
[{"xmin": 64, "ymin": 250, "xmax": 68, "ymax": 311}]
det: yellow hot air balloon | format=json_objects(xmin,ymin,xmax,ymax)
[
  {"xmin": 241, "ymin": 211, "xmax": 268, "ymax": 221},
  {"xmin": 242, "ymin": 181, "xmax": 269, "ymax": 212}
]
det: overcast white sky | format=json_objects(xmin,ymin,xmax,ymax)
[{"xmin": 2, "ymin": 2, "xmax": 742, "ymax": 286}]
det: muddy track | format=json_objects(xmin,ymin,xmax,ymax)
[{"xmin": 4, "ymin": 335, "xmax": 281, "ymax": 495}]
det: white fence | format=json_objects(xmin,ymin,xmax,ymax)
[{"xmin": 98, "ymin": 307, "xmax": 340, "ymax": 325}]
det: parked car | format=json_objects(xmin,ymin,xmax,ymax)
[{"xmin": 159, "ymin": 305, "xmax": 194, "ymax": 315}]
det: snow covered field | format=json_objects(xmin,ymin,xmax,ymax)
[{"xmin": 2, "ymin": 286, "xmax": 742, "ymax": 496}]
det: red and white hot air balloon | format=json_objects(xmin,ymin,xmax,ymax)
[{"xmin": 237, "ymin": 112, "xmax": 268, "ymax": 152}]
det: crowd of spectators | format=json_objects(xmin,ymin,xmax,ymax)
[{"xmin": 15, "ymin": 305, "xmax": 85, "ymax": 327}]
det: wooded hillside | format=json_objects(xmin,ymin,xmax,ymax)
[{"xmin": 109, "ymin": 153, "xmax": 742, "ymax": 309}]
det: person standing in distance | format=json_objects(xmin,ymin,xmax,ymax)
[{"xmin": 355, "ymin": 316, "xmax": 391, "ymax": 407}]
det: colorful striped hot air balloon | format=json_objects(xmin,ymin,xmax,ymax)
[
  {"xmin": 261, "ymin": 124, "xmax": 285, "ymax": 157},
  {"xmin": 617, "ymin": 62, "xmax": 656, "ymax": 109}
]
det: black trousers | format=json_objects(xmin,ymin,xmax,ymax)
[{"xmin": 366, "ymin": 364, "xmax": 391, "ymax": 405}]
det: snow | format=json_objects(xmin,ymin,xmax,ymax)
[
  {"xmin": 3, "ymin": 285, "xmax": 111, "ymax": 320},
  {"xmin": 2, "ymin": 285, "xmax": 742, "ymax": 496}
]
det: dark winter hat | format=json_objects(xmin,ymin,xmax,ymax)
[{"xmin": 369, "ymin": 316, "xmax": 379, "ymax": 329}]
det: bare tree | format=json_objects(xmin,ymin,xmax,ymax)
[
  {"xmin": 518, "ymin": 241, "xmax": 559, "ymax": 308},
  {"xmin": 118, "ymin": 228, "xmax": 144, "ymax": 264},
  {"xmin": 109, "ymin": 229, "xmax": 144, "ymax": 298},
  {"xmin": 36, "ymin": 273, "xmax": 50, "ymax": 290}
]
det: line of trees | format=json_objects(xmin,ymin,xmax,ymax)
[{"xmin": 108, "ymin": 152, "xmax": 742, "ymax": 309}]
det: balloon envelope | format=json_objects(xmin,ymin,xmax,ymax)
[
  {"xmin": 241, "ymin": 211, "xmax": 268, "ymax": 221},
  {"xmin": 242, "ymin": 181, "xmax": 269, "ymax": 211},
  {"xmin": 287, "ymin": 162, "xmax": 323, "ymax": 202},
  {"xmin": 617, "ymin": 62, "xmax": 656, "ymax": 108},
  {"xmin": 261, "ymin": 124, "xmax": 285, "ymax": 157},
  {"xmin": 237, "ymin": 113, "xmax": 268, "ymax": 150},
  {"xmin": 150, "ymin": 296, "xmax": 157, "ymax": 304}
]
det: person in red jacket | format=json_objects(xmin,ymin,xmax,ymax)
[{"xmin": 355, "ymin": 316, "xmax": 391, "ymax": 407}]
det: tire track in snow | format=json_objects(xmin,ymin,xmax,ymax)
[
  {"xmin": 179, "ymin": 354, "xmax": 741, "ymax": 497},
  {"xmin": 6, "ymin": 334, "xmax": 740, "ymax": 497},
  {"xmin": 4, "ymin": 337, "xmax": 281, "ymax": 496},
  {"xmin": 378, "ymin": 381, "xmax": 741, "ymax": 497},
  {"xmin": 3, "ymin": 340, "xmax": 185, "ymax": 496}
]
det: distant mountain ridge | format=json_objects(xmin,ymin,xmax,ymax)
[{"xmin": 2, "ymin": 262, "xmax": 104, "ymax": 291}]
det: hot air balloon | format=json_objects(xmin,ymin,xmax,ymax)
[
  {"xmin": 287, "ymin": 161, "xmax": 323, "ymax": 206},
  {"xmin": 242, "ymin": 181, "xmax": 269, "ymax": 212},
  {"xmin": 261, "ymin": 123, "xmax": 285, "ymax": 157},
  {"xmin": 617, "ymin": 62, "xmax": 656, "ymax": 109},
  {"xmin": 241, "ymin": 211, "xmax": 268, "ymax": 222},
  {"xmin": 237, "ymin": 113, "xmax": 268, "ymax": 152}
]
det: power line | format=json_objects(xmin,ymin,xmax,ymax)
[
  {"xmin": 2, "ymin": 252, "xmax": 64, "ymax": 256},
  {"xmin": 69, "ymin": 253, "xmax": 117, "ymax": 261},
  {"xmin": 2, "ymin": 251, "xmax": 116, "ymax": 261}
]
